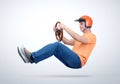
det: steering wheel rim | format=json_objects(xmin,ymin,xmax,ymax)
[{"xmin": 55, "ymin": 22, "xmax": 63, "ymax": 42}]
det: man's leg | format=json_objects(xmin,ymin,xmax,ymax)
[
  {"xmin": 31, "ymin": 42, "xmax": 82, "ymax": 68},
  {"xmin": 54, "ymin": 42, "xmax": 82, "ymax": 68}
]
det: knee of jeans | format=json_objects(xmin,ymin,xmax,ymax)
[{"xmin": 54, "ymin": 42, "xmax": 62, "ymax": 46}]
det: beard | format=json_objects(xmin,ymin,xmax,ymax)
[{"xmin": 81, "ymin": 28, "xmax": 86, "ymax": 33}]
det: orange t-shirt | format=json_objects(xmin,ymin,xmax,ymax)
[{"xmin": 72, "ymin": 33, "xmax": 96, "ymax": 66}]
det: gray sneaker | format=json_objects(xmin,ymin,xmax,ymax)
[{"xmin": 17, "ymin": 45, "xmax": 33, "ymax": 63}]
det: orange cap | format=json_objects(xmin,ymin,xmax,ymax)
[{"xmin": 75, "ymin": 15, "xmax": 93, "ymax": 28}]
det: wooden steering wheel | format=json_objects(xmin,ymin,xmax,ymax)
[{"xmin": 55, "ymin": 21, "xmax": 63, "ymax": 42}]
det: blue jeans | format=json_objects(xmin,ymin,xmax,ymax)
[{"xmin": 31, "ymin": 42, "xmax": 82, "ymax": 69}]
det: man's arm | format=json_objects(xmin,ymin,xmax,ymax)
[
  {"xmin": 53, "ymin": 26, "xmax": 74, "ymax": 45},
  {"xmin": 60, "ymin": 23, "xmax": 88, "ymax": 44},
  {"xmin": 62, "ymin": 36, "xmax": 74, "ymax": 46}
]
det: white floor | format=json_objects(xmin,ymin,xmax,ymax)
[{"xmin": 0, "ymin": 72, "xmax": 119, "ymax": 84}]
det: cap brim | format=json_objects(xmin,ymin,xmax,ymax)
[
  {"xmin": 74, "ymin": 18, "xmax": 85, "ymax": 22},
  {"xmin": 74, "ymin": 19, "xmax": 80, "ymax": 22}
]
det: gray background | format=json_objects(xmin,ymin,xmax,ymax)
[{"xmin": 0, "ymin": 0, "xmax": 120, "ymax": 84}]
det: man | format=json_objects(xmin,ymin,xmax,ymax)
[{"xmin": 17, "ymin": 15, "xmax": 96, "ymax": 69}]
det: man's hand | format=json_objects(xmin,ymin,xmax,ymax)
[
  {"xmin": 53, "ymin": 22, "xmax": 61, "ymax": 32},
  {"xmin": 53, "ymin": 26, "xmax": 57, "ymax": 32},
  {"xmin": 59, "ymin": 23, "xmax": 66, "ymax": 30}
]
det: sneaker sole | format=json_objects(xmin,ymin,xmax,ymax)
[{"xmin": 17, "ymin": 47, "xmax": 29, "ymax": 63}]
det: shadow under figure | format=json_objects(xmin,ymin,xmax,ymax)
[{"xmin": 17, "ymin": 15, "xmax": 96, "ymax": 69}]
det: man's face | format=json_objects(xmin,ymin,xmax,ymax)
[{"xmin": 79, "ymin": 22, "xmax": 86, "ymax": 32}]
